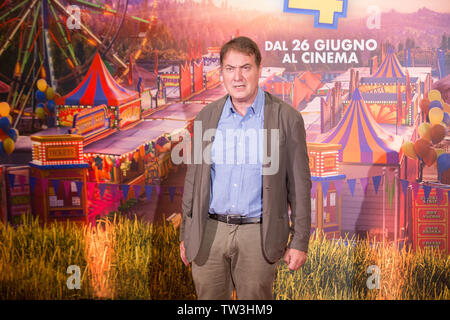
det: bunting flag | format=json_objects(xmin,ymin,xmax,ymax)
[
  {"xmin": 98, "ymin": 183, "xmax": 107, "ymax": 199},
  {"xmin": 8, "ymin": 174, "xmax": 15, "ymax": 189},
  {"xmin": 133, "ymin": 185, "xmax": 141, "ymax": 199},
  {"xmin": 359, "ymin": 177, "xmax": 369, "ymax": 194},
  {"xmin": 30, "ymin": 177, "xmax": 37, "ymax": 193},
  {"xmin": 168, "ymin": 186, "xmax": 176, "ymax": 203},
  {"xmin": 411, "ymin": 182, "xmax": 420, "ymax": 199},
  {"xmin": 333, "ymin": 180, "xmax": 344, "ymax": 197},
  {"xmin": 121, "ymin": 185, "xmax": 130, "ymax": 201},
  {"xmin": 422, "ymin": 185, "xmax": 432, "ymax": 203},
  {"xmin": 321, "ymin": 181, "xmax": 330, "ymax": 199},
  {"xmin": 310, "ymin": 181, "xmax": 317, "ymax": 198},
  {"xmin": 372, "ymin": 176, "xmax": 382, "ymax": 194},
  {"xmin": 400, "ymin": 179, "xmax": 409, "ymax": 197},
  {"xmin": 145, "ymin": 185, "xmax": 153, "ymax": 202},
  {"xmin": 51, "ymin": 179, "xmax": 60, "ymax": 194},
  {"xmin": 63, "ymin": 180, "xmax": 71, "ymax": 197},
  {"xmin": 347, "ymin": 179, "xmax": 356, "ymax": 197},
  {"xmin": 75, "ymin": 181, "xmax": 83, "ymax": 198}
]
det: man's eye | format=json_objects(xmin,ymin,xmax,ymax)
[{"xmin": 225, "ymin": 67, "xmax": 233, "ymax": 72}]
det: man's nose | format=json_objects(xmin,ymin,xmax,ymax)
[{"xmin": 233, "ymin": 67, "xmax": 243, "ymax": 80}]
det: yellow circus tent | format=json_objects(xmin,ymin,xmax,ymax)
[{"xmin": 317, "ymin": 88, "xmax": 403, "ymax": 164}]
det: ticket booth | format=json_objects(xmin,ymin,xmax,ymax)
[
  {"xmin": 29, "ymin": 135, "xmax": 89, "ymax": 224},
  {"xmin": 308, "ymin": 143, "xmax": 345, "ymax": 239}
]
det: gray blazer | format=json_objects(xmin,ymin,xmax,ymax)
[{"xmin": 180, "ymin": 91, "xmax": 311, "ymax": 263}]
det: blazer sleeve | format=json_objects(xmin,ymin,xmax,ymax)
[{"xmin": 285, "ymin": 113, "xmax": 312, "ymax": 252}]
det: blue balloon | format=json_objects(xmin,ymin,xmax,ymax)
[
  {"xmin": 47, "ymin": 100, "xmax": 56, "ymax": 113},
  {"xmin": 37, "ymin": 103, "xmax": 45, "ymax": 109},
  {"xmin": 36, "ymin": 90, "xmax": 46, "ymax": 102},
  {"xmin": 8, "ymin": 128, "xmax": 17, "ymax": 142},
  {"xmin": 0, "ymin": 116, "xmax": 11, "ymax": 132},
  {"xmin": 429, "ymin": 100, "xmax": 443, "ymax": 110},
  {"xmin": 443, "ymin": 112, "xmax": 450, "ymax": 127},
  {"xmin": 437, "ymin": 153, "xmax": 450, "ymax": 175}
]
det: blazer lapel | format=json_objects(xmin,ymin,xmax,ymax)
[{"xmin": 262, "ymin": 92, "xmax": 280, "ymax": 190}]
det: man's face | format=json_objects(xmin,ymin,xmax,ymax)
[{"xmin": 221, "ymin": 49, "xmax": 262, "ymax": 107}]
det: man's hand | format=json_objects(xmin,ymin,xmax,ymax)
[
  {"xmin": 180, "ymin": 241, "xmax": 189, "ymax": 266},
  {"xmin": 283, "ymin": 248, "xmax": 307, "ymax": 271}
]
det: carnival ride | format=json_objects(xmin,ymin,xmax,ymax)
[{"xmin": 0, "ymin": 0, "xmax": 158, "ymax": 129}]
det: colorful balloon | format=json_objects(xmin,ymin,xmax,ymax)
[
  {"xmin": 418, "ymin": 122, "xmax": 431, "ymax": 141},
  {"xmin": 401, "ymin": 141, "xmax": 417, "ymax": 160},
  {"xmin": 0, "ymin": 102, "xmax": 10, "ymax": 117},
  {"xmin": 8, "ymin": 128, "xmax": 18, "ymax": 142},
  {"xmin": 429, "ymin": 107, "xmax": 444, "ymax": 125},
  {"xmin": 0, "ymin": 116, "xmax": 11, "ymax": 131},
  {"xmin": 36, "ymin": 90, "xmax": 46, "ymax": 102},
  {"xmin": 414, "ymin": 138, "xmax": 432, "ymax": 159},
  {"xmin": 423, "ymin": 148, "xmax": 437, "ymax": 167},
  {"xmin": 36, "ymin": 79, "xmax": 48, "ymax": 92},
  {"xmin": 47, "ymin": 100, "xmax": 56, "ymax": 113},
  {"xmin": 35, "ymin": 107, "xmax": 46, "ymax": 120},
  {"xmin": 428, "ymin": 89, "xmax": 441, "ymax": 102},
  {"xmin": 45, "ymin": 87, "xmax": 55, "ymax": 100},
  {"xmin": 437, "ymin": 153, "xmax": 450, "ymax": 175},
  {"xmin": 2, "ymin": 137, "xmax": 14, "ymax": 155},
  {"xmin": 429, "ymin": 124, "xmax": 446, "ymax": 145},
  {"xmin": 429, "ymin": 100, "xmax": 443, "ymax": 110}
]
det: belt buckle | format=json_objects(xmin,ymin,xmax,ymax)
[{"xmin": 226, "ymin": 214, "xmax": 242, "ymax": 226}]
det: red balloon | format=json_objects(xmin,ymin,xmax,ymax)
[
  {"xmin": 414, "ymin": 138, "xmax": 432, "ymax": 159},
  {"xmin": 429, "ymin": 124, "xmax": 446, "ymax": 145},
  {"xmin": 423, "ymin": 148, "xmax": 437, "ymax": 167}
]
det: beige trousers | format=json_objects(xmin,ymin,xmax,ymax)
[{"xmin": 192, "ymin": 218, "xmax": 278, "ymax": 300}]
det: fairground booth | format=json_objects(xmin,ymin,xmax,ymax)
[{"xmin": 29, "ymin": 54, "xmax": 191, "ymax": 224}]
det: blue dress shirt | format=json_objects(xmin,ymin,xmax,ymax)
[{"xmin": 208, "ymin": 87, "xmax": 265, "ymax": 218}]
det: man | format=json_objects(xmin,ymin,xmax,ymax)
[{"xmin": 179, "ymin": 36, "xmax": 311, "ymax": 300}]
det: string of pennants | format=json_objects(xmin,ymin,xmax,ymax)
[
  {"xmin": 311, "ymin": 175, "xmax": 449, "ymax": 208},
  {"xmin": 5, "ymin": 173, "xmax": 450, "ymax": 206},
  {"xmin": 7, "ymin": 174, "xmax": 183, "ymax": 204}
]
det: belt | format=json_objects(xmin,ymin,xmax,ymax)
[{"xmin": 208, "ymin": 213, "xmax": 262, "ymax": 225}]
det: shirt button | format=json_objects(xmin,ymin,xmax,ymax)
[
  {"xmin": 233, "ymin": 183, "xmax": 237, "ymax": 187},
  {"xmin": 232, "ymin": 205, "xmax": 235, "ymax": 208}
]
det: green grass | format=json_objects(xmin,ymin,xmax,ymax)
[{"xmin": 0, "ymin": 215, "xmax": 448, "ymax": 300}]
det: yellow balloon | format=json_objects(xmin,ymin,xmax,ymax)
[
  {"xmin": 429, "ymin": 107, "xmax": 444, "ymax": 125},
  {"xmin": 402, "ymin": 141, "xmax": 417, "ymax": 160},
  {"xmin": 6, "ymin": 115, "xmax": 12, "ymax": 124},
  {"xmin": 418, "ymin": 122, "xmax": 431, "ymax": 141},
  {"xmin": 428, "ymin": 89, "xmax": 441, "ymax": 102},
  {"xmin": 36, "ymin": 79, "xmax": 48, "ymax": 92},
  {"xmin": 0, "ymin": 102, "xmax": 10, "ymax": 117},
  {"xmin": 45, "ymin": 87, "xmax": 55, "ymax": 100},
  {"xmin": 3, "ymin": 137, "xmax": 14, "ymax": 155}
]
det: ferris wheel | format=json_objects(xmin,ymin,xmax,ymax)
[{"xmin": 0, "ymin": 0, "xmax": 157, "ymax": 113}]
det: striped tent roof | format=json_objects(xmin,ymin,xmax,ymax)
[
  {"xmin": 317, "ymin": 88, "xmax": 402, "ymax": 164},
  {"xmin": 372, "ymin": 47, "xmax": 405, "ymax": 78},
  {"xmin": 57, "ymin": 53, "xmax": 138, "ymax": 106}
]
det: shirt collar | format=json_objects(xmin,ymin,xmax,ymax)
[{"xmin": 225, "ymin": 87, "xmax": 264, "ymax": 118}]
